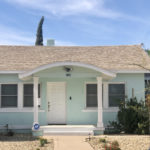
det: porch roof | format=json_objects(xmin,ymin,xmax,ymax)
[{"xmin": 0, "ymin": 44, "xmax": 149, "ymax": 73}]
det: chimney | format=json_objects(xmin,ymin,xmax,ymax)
[{"xmin": 47, "ymin": 39, "xmax": 55, "ymax": 46}]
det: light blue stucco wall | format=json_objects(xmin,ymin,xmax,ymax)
[
  {"xmin": 0, "ymin": 74, "xmax": 47, "ymax": 127},
  {"xmin": 103, "ymin": 73, "xmax": 145, "ymax": 125},
  {"xmin": 111, "ymin": 73, "xmax": 145, "ymax": 100},
  {"xmin": 40, "ymin": 77, "xmax": 98, "ymax": 125},
  {"xmin": 0, "ymin": 70, "xmax": 145, "ymax": 128}
]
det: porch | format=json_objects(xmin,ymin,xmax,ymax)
[
  {"xmin": 19, "ymin": 62, "xmax": 116, "ymax": 135},
  {"xmin": 40, "ymin": 125, "xmax": 96, "ymax": 135}
]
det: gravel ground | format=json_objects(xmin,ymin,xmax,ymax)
[
  {"xmin": 0, "ymin": 134, "xmax": 54, "ymax": 150},
  {"xmin": 87, "ymin": 135, "xmax": 150, "ymax": 150},
  {"xmin": 0, "ymin": 134, "xmax": 149, "ymax": 150}
]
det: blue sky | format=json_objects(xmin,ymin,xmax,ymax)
[{"xmin": 0, "ymin": 0, "xmax": 150, "ymax": 48}]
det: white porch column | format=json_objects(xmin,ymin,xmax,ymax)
[
  {"xmin": 103, "ymin": 82, "xmax": 108, "ymax": 109},
  {"xmin": 33, "ymin": 77, "xmax": 39, "ymax": 125},
  {"xmin": 18, "ymin": 82, "xmax": 23, "ymax": 109},
  {"xmin": 97, "ymin": 77, "xmax": 104, "ymax": 128}
]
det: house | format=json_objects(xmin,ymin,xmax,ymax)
[{"xmin": 0, "ymin": 42, "xmax": 149, "ymax": 135}]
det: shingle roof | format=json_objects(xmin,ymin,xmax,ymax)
[{"xmin": 0, "ymin": 44, "xmax": 149, "ymax": 72}]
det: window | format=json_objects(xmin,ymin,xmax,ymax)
[
  {"xmin": 23, "ymin": 84, "xmax": 41, "ymax": 107},
  {"xmin": 86, "ymin": 84, "xmax": 97, "ymax": 107},
  {"xmin": 1, "ymin": 84, "xmax": 18, "ymax": 107},
  {"xmin": 109, "ymin": 84, "xmax": 125, "ymax": 107},
  {"xmin": 23, "ymin": 84, "xmax": 33, "ymax": 107}
]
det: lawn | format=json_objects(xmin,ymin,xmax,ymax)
[
  {"xmin": 86, "ymin": 135, "xmax": 150, "ymax": 150},
  {"xmin": 0, "ymin": 133, "xmax": 54, "ymax": 150}
]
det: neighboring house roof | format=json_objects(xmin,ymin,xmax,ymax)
[{"xmin": 0, "ymin": 44, "xmax": 149, "ymax": 72}]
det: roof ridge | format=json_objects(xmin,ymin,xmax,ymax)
[{"xmin": 0, "ymin": 44, "xmax": 141, "ymax": 47}]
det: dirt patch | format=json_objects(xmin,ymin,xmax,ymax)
[
  {"xmin": 86, "ymin": 135, "xmax": 150, "ymax": 150},
  {"xmin": 0, "ymin": 134, "xmax": 54, "ymax": 150}
]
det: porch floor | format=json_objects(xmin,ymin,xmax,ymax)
[{"xmin": 40, "ymin": 125, "xmax": 96, "ymax": 135}]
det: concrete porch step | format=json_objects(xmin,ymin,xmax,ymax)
[
  {"xmin": 40, "ymin": 125, "xmax": 95, "ymax": 135},
  {"xmin": 43, "ymin": 131, "xmax": 94, "ymax": 135}
]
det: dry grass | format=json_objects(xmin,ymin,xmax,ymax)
[
  {"xmin": 0, "ymin": 134, "xmax": 54, "ymax": 150},
  {"xmin": 86, "ymin": 135, "xmax": 150, "ymax": 150}
]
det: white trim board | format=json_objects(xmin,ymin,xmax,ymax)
[
  {"xmin": 113, "ymin": 70, "xmax": 150, "ymax": 73},
  {"xmin": 82, "ymin": 108, "xmax": 119, "ymax": 112},
  {"xmin": 19, "ymin": 62, "xmax": 116, "ymax": 79},
  {"xmin": 0, "ymin": 71, "xmax": 24, "ymax": 74},
  {"xmin": 0, "ymin": 69, "xmax": 148, "ymax": 75},
  {"xmin": 0, "ymin": 108, "xmax": 45, "ymax": 113}
]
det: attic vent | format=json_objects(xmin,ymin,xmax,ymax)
[{"xmin": 47, "ymin": 39, "xmax": 55, "ymax": 46}]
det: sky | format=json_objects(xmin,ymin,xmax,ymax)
[{"xmin": 0, "ymin": 0, "xmax": 150, "ymax": 48}]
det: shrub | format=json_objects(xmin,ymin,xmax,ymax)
[
  {"xmin": 43, "ymin": 138, "xmax": 48, "ymax": 144},
  {"xmin": 99, "ymin": 138, "xmax": 106, "ymax": 143},
  {"xmin": 112, "ymin": 140, "xmax": 119, "ymax": 147},
  {"xmin": 39, "ymin": 138, "xmax": 48, "ymax": 147},
  {"xmin": 102, "ymin": 143, "xmax": 109, "ymax": 150},
  {"xmin": 109, "ymin": 97, "xmax": 149, "ymax": 134},
  {"xmin": 103, "ymin": 141, "xmax": 121, "ymax": 150},
  {"xmin": 105, "ymin": 121, "xmax": 122, "ymax": 134}
]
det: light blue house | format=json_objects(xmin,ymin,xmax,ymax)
[{"xmin": 0, "ymin": 43, "xmax": 149, "ymax": 134}]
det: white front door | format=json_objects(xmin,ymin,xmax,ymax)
[{"xmin": 47, "ymin": 82, "xmax": 66, "ymax": 124}]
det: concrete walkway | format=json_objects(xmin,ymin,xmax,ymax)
[{"xmin": 49, "ymin": 136, "xmax": 93, "ymax": 150}]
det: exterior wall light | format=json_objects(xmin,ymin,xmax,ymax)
[{"xmin": 64, "ymin": 66, "xmax": 73, "ymax": 77}]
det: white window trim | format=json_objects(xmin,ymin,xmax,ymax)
[
  {"xmin": 18, "ymin": 82, "xmax": 23, "ymax": 109},
  {"xmin": 0, "ymin": 82, "xmax": 43, "ymax": 112},
  {"xmin": 23, "ymin": 83, "xmax": 34, "ymax": 108},
  {"xmin": 83, "ymin": 81, "xmax": 126, "ymax": 112},
  {"xmin": 0, "ymin": 108, "xmax": 45, "ymax": 112},
  {"xmin": 82, "ymin": 107, "xmax": 119, "ymax": 112},
  {"xmin": 23, "ymin": 82, "xmax": 41, "ymax": 108},
  {"xmin": 0, "ymin": 83, "xmax": 18, "ymax": 108},
  {"xmin": 84, "ymin": 82, "xmax": 97, "ymax": 109},
  {"xmin": 108, "ymin": 82, "xmax": 126, "ymax": 108}
]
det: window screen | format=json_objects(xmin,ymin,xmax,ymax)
[
  {"xmin": 1, "ymin": 84, "xmax": 18, "ymax": 107},
  {"xmin": 86, "ymin": 84, "xmax": 97, "ymax": 107},
  {"xmin": 23, "ymin": 84, "xmax": 41, "ymax": 107},
  {"xmin": 109, "ymin": 84, "xmax": 125, "ymax": 107}
]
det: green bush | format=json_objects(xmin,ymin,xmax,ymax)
[
  {"xmin": 39, "ymin": 138, "xmax": 48, "ymax": 147},
  {"xmin": 109, "ymin": 97, "xmax": 149, "ymax": 134},
  {"xmin": 105, "ymin": 121, "xmax": 122, "ymax": 134},
  {"xmin": 43, "ymin": 138, "xmax": 48, "ymax": 144},
  {"xmin": 99, "ymin": 138, "xmax": 106, "ymax": 143}
]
